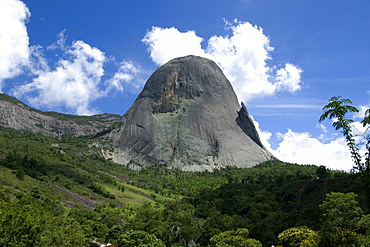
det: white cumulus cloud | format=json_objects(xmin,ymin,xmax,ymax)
[
  {"xmin": 142, "ymin": 20, "xmax": 303, "ymax": 103},
  {"xmin": 142, "ymin": 27, "xmax": 205, "ymax": 65},
  {"xmin": 6, "ymin": 27, "xmax": 140, "ymax": 115},
  {"xmin": 253, "ymin": 116, "xmax": 368, "ymax": 171},
  {"xmin": 272, "ymin": 130, "xmax": 353, "ymax": 171},
  {"xmin": 252, "ymin": 117, "xmax": 352, "ymax": 171},
  {"xmin": 105, "ymin": 60, "xmax": 141, "ymax": 94},
  {"xmin": 0, "ymin": 0, "xmax": 30, "ymax": 90},
  {"xmin": 274, "ymin": 63, "xmax": 302, "ymax": 93},
  {"xmin": 13, "ymin": 39, "xmax": 107, "ymax": 115}
]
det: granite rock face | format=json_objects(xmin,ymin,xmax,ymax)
[
  {"xmin": 102, "ymin": 56, "xmax": 274, "ymax": 171},
  {"xmin": 0, "ymin": 94, "xmax": 120, "ymax": 138}
]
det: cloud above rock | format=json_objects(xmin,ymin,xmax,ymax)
[
  {"xmin": 142, "ymin": 20, "xmax": 303, "ymax": 103},
  {"xmin": 142, "ymin": 27, "xmax": 205, "ymax": 66}
]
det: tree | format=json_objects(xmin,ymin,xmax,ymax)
[
  {"xmin": 315, "ymin": 165, "xmax": 328, "ymax": 180},
  {"xmin": 278, "ymin": 227, "xmax": 317, "ymax": 247},
  {"xmin": 130, "ymin": 202, "xmax": 167, "ymax": 238},
  {"xmin": 15, "ymin": 168, "xmax": 25, "ymax": 180},
  {"xmin": 278, "ymin": 192, "xmax": 370, "ymax": 247},
  {"xmin": 320, "ymin": 96, "xmax": 370, "ymax": 212},
  {"xmin": 320, "ymin": 192, "xmax": 363, "ymax": 232},
  {"xmin": 31, "ymin": 186, "xmax": 42, "ymax": 199},
  {"xmin": 319, "ymin": 96, "xmax": 360, "ymax": 167},
  {"xmin": 118, "ymin": 230, "xmax": 166, "ymax": 247},
  {"xmin": 0, "ymin": 195, "xmax": 87, "ymax": 247},
  {"xmin": 209, "ymin": 228, "xmax": 262, "ymax": 247},
  {"xmin": 319, "ymin": 192, "xmax": 363, "ymax": 247},
  {"xmin": 361, "ymin": 108, "xmax": 370, "ymax": 212}
]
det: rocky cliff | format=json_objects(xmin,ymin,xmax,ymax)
[
  {"xmin": 100, "ymin": 56, "xmax": 274, "ymax": 171},
  {"xmin": 0, "ymin": 94, "xmax": 120, "ymax": 138}
]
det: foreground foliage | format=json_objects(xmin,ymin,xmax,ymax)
[
  {"xmin": 209, "ymin": 228, "xmax": 262, "ymax": 247},
  {"xmin": 278, "ymin": 192, "xmax": 370, "ymax": 247},
  {"xmin": 118, "ymin": 230, "xmax": 166, "ymax": 247},
  {"xmin": 0, "ymin": 193, "xmax": 87, "ymax": 246},
  {"xmin": 278, "ymin": 227, "xmax": 317, "ymax": 247}
]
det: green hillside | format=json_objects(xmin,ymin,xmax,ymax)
[{"xmin": 0, "ymin": 126, "xmax": 369, "ymax": 246}]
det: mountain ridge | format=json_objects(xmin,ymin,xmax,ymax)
[{"xmin": 0, "ymin": 93, "xmax": 121, "ymax": 138}]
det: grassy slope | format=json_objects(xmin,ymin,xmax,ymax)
[
  {"xmin": 0, "ymin": 126, "xmax": 173, "ymax": 209},
  {"xmin": 0, "ymin": 164, "xmax": 172, "ymax": 208}
]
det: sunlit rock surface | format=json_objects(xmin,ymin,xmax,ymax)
[
  {"xmin": 0, "ymin": 94, "xmax": 120, "ymax": 138},
  {"xmin": 102, "ymin": 55, "xmax": 274, "ymax": 171}
]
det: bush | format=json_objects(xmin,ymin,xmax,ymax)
[{"xmin": 118, "ymin": 230, "xmax": 165, "ymax": 247}]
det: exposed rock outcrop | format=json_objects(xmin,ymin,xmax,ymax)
[
  {"xmin": 101, "ymin": 56, "xmax": 274, "ymax": 171},
  {"xmin": 0, "ymin": 94, "xmax": 120, "ymax": 138}
]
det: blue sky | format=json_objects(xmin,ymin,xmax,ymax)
[{"xmin": 1, "ymin": 0, "xmax": 369, "ymax": 170}]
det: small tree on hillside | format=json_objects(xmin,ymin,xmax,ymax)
[
  {"xmin": 209, "ymin": 228, "xmax": 262, "ymax": 247},
  {"xmin": 319, "ymin": 96, "xmax": 360, "ymax": 166},
  {"xmin": 320, "ymin": 192, "xmax": 363, "ymax": 232},
  {"xmin": 278, "ymin": 226, "xmax": 318, "ymax": 247},
  {"xmin": 318, "ymin": 192, "xmax": 364, "ymax": 247},
  {"xmin": 319, "ymin": 96, "xmax": 370, "ymax": 212},
  {"xmin": 118, "ymin": 230, "xmax": 165, "ymax": 247}
]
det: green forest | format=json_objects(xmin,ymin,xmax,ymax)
[{"xmin": 0, "ymin": 96, "xmax": 369, "ymax": 247}]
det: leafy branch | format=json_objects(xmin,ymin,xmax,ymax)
[{"xmin": 320, "ymin": 96, "xmax": 370, "ymax": 212}]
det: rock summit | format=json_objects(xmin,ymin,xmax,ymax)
[{"xmin": 101, "ymin": 55, "xmax": 274, "ymax": 170}]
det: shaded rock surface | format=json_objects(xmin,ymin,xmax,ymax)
[
  {"xmin": 0, "ymin": 94, "xmax": 120, "ymax": 138},
  {"xmin": 101, "ymin": 56, "xmax": 274, "ymax": 171}
]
